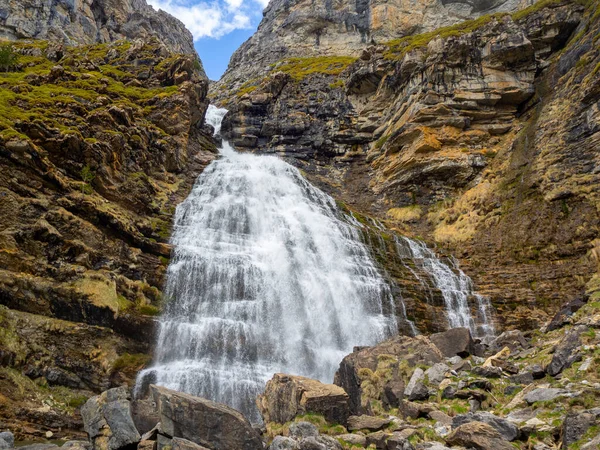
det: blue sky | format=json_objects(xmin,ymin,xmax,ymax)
[{"xmin": 147, "ymin": 0, "xmax": 266, "ymax": 81}]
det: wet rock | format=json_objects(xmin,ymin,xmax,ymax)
[
  {"xmin": 81, "ymin": 386, "xmax": 141, "ymax": 450},
  {"xmin": 257, "ymin": 374, "xmax": 349, "ymax": 425},
  {"xmin": 151, "ymin": 385, "xmax": 263, "ymax": 450},
  {"xmin": 452, "ymin": 412, "xmax": 519, "ymax": 441},
  {"xmin": 546, "ymin": 325, "xmax": 587, "ymax": 376},
  {"xmin": 561, "ymin": 412, "xmax": 596, "ymax": 448},
  {"xmin": 430, "ymin": 328, "xmax": 475, "ymax": 358},
  {"xmin": 347, "ymin": 415, "xmax": 391, "ymax": 432},
  {"xmin": 446, "ymin": 421, "xmax": 514, "ymax": 450}
]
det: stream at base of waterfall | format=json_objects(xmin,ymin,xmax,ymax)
[{"xmin": 136, "ymin": 105, "xmax": 494, "ymax": 422}]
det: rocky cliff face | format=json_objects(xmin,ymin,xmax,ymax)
[
  {"xmin": 0, "ymin": 37, "xmax": 215, "ymax": 438},
  {"xmin": 216, "ymin": 0, "xmax": 599, "ymax": 331},
  {"xmin": 0, "ymin": 0, "xmax": 196, "ymax": 55},
  {"xmin": 215, "ymin": 0, "xmax": 532, "ymax": 95}
]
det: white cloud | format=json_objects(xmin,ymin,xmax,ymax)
[{"xmin": 147, "ymin": 0, "xmax": 260, "ymax": 39}]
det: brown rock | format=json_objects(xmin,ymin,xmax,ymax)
[
  {"xmin": 151, "ymin": 385, "xmax": 263, "ymax": 450},
  {"xmin": 446, "ymin": 421, "xmax": 513, "ymax": 450},
  {"xmin": 257, "ymin": 373, "xmax": 349, "ymax": 425},
  {"xmin": 347, "ymin": 415, "xmax": 392, "ymax": 432}
]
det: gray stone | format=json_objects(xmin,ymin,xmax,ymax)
[
  {"xmin": 62, "ymin": 442, "xmax": 92, "ymax": 450},
  {"xmin": 269, "ymin": 437, "xmax": 298, "ymax": 450},
  {"xmin": 581, "ymin": 433, "xmax": 600, "ymax": 450},
  {"xmin": 562, "ymin": 412, "xmax": 596, "ymax": 448},
  {"xmin": 81, "ymin": 387, "xmax": 141, "ymax": 450},
  {"xmin": 151, "ymin": 385, "xmax": 263, "ymax": 450},
  {"xmin": 509, "ymin": 372, "xmax": 534, "ymax": 385},
  {"xmin": 524, "ymin": 388, "xmax": 571, "ymax": 404},
  {"xmin": 415, "ymin": 444, "xmax": 451, "ymax": 450},
  {"xmin": 18, "ymin": 446, "xmax": 59, "ymax": 450},
  {"xmin": 546, "ymin": 325, "xmax": 587, "ymax": 376},
  {"xmin": 298, "ymin": 436, "xmax": 342, "ymax": 450},
  {"xmin": 424, "ymin": 363, "xmax": 450, "ymax": 386},
  {"xmin": 405, "ymin": 368, "xmax": 429, "ymax": 401},
  {"xmin": 288, "ymin": 422, "xmax": 319, "ymax": 439},
  {"xmin": 0, "ymin": 441, "xmax": 9, "ymax": 450},
  {"xmin": 171, "ymin": 437, "xmax": 210, "ymax": 450},
  {"xmin": 428, "ymin": 410, "xmax": 453, "ymax": 426},
  {"xmin": 0, "ymin": 433, "xmax": 14, "ymax": 448},
  {"xmin": 452, "ymin": 412, "xmax": 519, "ymax": 441},
  {"xmin": 489, "ymin": 330, "xmax": 529, "ymax": 353},
  {"xmin": 446, "ymin": 421, "xmax": 513, "ymax": 450}
]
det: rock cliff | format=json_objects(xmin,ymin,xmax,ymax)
[
  {"xmin": 215, "ymin": 0, "xmax": 600, "ymax": 331},
  {"xmin": 0, "ymin": 0, "xmax": 196, "ymax": 55},
  {"xmin": 215, "ymin": 0, "xmax": 532, "ymax": 96},
  {"xmin": 0, "ymin": 37, "xmax": 215, "ymax": 438}
]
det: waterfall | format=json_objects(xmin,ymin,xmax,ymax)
[
  {"xmin": 395, "ymin": 236, "xmax": 495, "ymax": 337},
  {"xmin": 137, "ymin": 106, "xmax": 399, "ymax": 422}
]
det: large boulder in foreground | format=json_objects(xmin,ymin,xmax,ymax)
[
  {"xmin": 334, "ymin": 335, "xmax": 443, "ymax": 414},
  {"xmin": 150, "ymin": 385, "xmax": 263, "ymax": 450},
  {"xmin": 430, "ymin": 328, "xmax": 476, "ymax": 358},
  {"xmin": 81, "ymin": 387, "xmax": 141, "ymax": 450},
  {"xmin": 257, "ymin": 374, "xmax": 350, "ymax": 425}
]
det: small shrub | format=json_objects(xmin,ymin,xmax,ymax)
[
  {"xmin": 80, "ymin": 164, "xmax": 96, "ymax": 194},
  {"xmin": 0, "ymin": 45, "xmax": 17, "ymax": 72}
]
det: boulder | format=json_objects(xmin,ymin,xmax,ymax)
[
  {"xmin": 430, "ymin": 328, "xmax": 475, "ymax": 358},
  {"xmin": 546, "ymin": 325, "xmax": 587, "ymax": 376},
  {"xmin": 524, "ymin": 388, "xmax": 571, "ymax": 404},
  {"xmin": 131, "ymin": 398, "xmax": 160, "ymax": 436},
  {"xmin": 171, "ymin": 438, "xmax": 210, "ymax": 450},
  {"xmin": 561, "ymin": 412, "xmax": 596, "ymax": 448},
  {"xmin": 489, "ymin": 330, "xmax": 529, "ymax": 353},
  {"xmin": 471, "ymin": 366, "xmax": 502, "ymax": 378},
  {"xmin": 404, "ymin": 368, "xmax": 429, "ymax": 401},
  {"xmin": 18, "ymin": 446, "xmax": 59, "ymax": 450},
  {"xmin": 446, "ymin": 421, "xmax": 514, "ymax": 450},
  {"xmin": 269, "ymin": 437, "xmax": 298, "ymax": 450},
  {"xmin": 150, "ymin": 385, "xmax": 263, "ymax": 450},
  {"xmin": 137, "ymin": 441, "xmax": 156, "ymax": 450},
  {"xmin": 415, "ymin": 444, "xmax": 452, "ymax": 450},
  {"xmin": 0, "ymin": 433, "xmax": 14, "ymax": 449},
  {"xmin": 428, "ymin": 410, "xmax": 453, "ymax": 426},
  {"xmin": 347, "ymin": 415, "xmax": 391, "ymax": 432},
  {"xmin": 288, "ymin": 422, "xmax": 319, "ymax": 439},
  {"xmin": 257, "ymin": 374, "xmax": 349, "ymax": 425},
  {"xmin": 386, "ymin": 429, "xmax": 417, "ymax": 449},
  {"xmin": 424, "ymin": 363, "xmax": 450, "ymax": 386},
  {"xmin": 452, "ymin": 412, "xmax": 519, "ymax": 441},
  {"xmin": 546, "ymin": 296, "xmax": 587, "ymax": 331},
  {"xmin": 335, "ymin": 335, "xmax": 442, "ymax": 414},
  {"xmin": 336, "ymin": 434, "xmax": 366, "ymax": 447},
  {"xmin": 365, "ymin": 430, "xmax": 391, "ymax": 448},
  {"xmin": 297, "ymin": 436, "xmax": 342, "ymax": 450},
  {"xmin": 81, "ymin": 387, "xmax": 141, "ymax": 450}
]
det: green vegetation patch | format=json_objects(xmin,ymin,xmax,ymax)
[
  {"xmin": 383, "ymin": 13, "xmax": 507, "ymax": 60},
  {"xmin": 273, "ymin": 56, "xmax": 357, "ymax": 81}
]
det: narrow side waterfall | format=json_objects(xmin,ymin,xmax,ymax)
[
  {"xmin": 395, "ymin": 236, "xmax": 495, "ymax": 337},
  {"xmin": 137, "ymin": 106, "xmax": 399, "ymax": 421}
]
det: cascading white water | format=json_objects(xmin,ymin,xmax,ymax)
[
  {"xmin": 137, "ymin": 106, "xmax": 399, "ymax": 422},
  {"xmin": 395, "ymin": 236, "xmax": 494, "ymax": 337}
]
